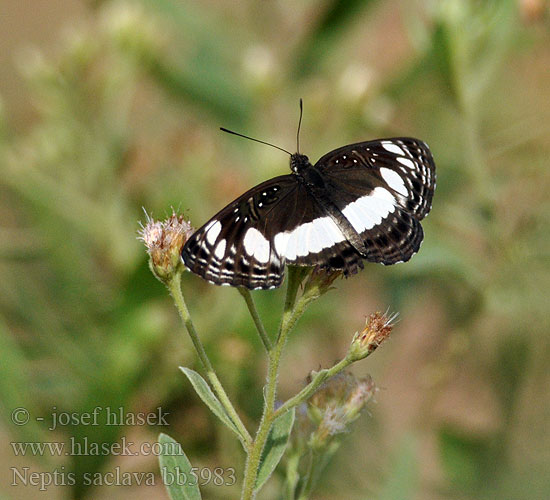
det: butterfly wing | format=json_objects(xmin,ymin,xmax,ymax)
[
  {"xmin": 182, "ymin": 174, "xmax": 361, "ymax": 289},
  {"xmin": 182, "ymin": 175, "xmax": 294, "ymax": 289},
  {"xmin": 313, "ymin": 138, "xmax": 436, "ymax": 265}
]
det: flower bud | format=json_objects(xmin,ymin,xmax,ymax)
[
  {"xmin": 139, "ymin": 210, "xmax": 194, "ymax": 283},
  {"xmin": 348, "ymin": 311, "xmax": 398, "ymax": 361}
]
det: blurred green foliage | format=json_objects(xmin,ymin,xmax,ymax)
[{"xmin": 0, "ymin": 0, "xmax": 549, "ymax": 499}]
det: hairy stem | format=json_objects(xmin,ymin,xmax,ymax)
[
  {"xmin": 273, "ymin": 356, "xmax": 352, "ymax": 420},
  {"xmin": 241, "ymin": 267, "xmax": 311, "ymax": 499}
]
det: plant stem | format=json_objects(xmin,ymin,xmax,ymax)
[
  {"xmin": 284, "ymin": 451, "xmax": 301, "ymax": 500},
  {"xmin": 296, "ymin": 449, "xmax": 316, "ymax": 500},
  {"xmin": 238, "ymin": 287, "xmax": 272, "ymax": 352},
  {"xmin": 241, "ymin": 267, "xmax": 310, "ymax": 500},
  {"xmin": 297, "ymin": 442, "xmax": 339, "ymax": 500},
  {"xmin": 167, "ymin": 272, "xmax": 252, "ymax": 446},
  {"xmin": 273, "ymin": 356, "xmax": 352, "ymax": 420}
]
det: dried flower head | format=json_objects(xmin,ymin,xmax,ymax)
[
  {"xmin": 139, "ymin": 210, "xmax": 194, "ymax": 283},
  {"xmin": 307, "ymin": 372, "xmax": 377, "ymax": 449},
  {"xmin": 348, "ymin": 310, "xmax": 398, "ymax": 361}
]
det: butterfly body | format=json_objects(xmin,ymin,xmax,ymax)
[{"xmin": 182, "ymin": 138, "xmax": 436, "ymax": 290}]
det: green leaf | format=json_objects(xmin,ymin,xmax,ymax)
[
  {"xmin": 255, "ymin": 408, "xmax": 296, "ymax": 492},
  {"xmin": 158, "ymin": 433, "xmax": 201, "ymax": 500},
  {"xmin": 179, "ymin": 367, "xmax": 244, "ymax": 441}
]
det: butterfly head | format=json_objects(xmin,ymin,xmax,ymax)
[{"xmin": 290, "ymin": 153, "xmax": 311, "ymax": 174}]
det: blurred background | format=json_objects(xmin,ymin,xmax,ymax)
[{"xmin": 1, "ymin": 0, "xmax": 549, "ymax": 499}]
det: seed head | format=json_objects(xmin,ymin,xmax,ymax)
[
  {"xmin": 307, "ymin": 372, "xmax": 377, "ymax": 449},
  {"xmin": 348, "ymin": 310, "xmax": 398, "ymax": 361},
  {"xmin": 139, "ymin": 210, "xmax": 194, "ymax": 283}
]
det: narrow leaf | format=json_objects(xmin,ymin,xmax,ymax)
[
  {"xmin": 179, "ymin": 367, "xmax": 244, "ymax": 441},
  {"xmin": 158, "ymin": 433, "xmax": 201, "ymax": 500},
  {"xmin": 255, "ymin": 408, "xmax": 296, "ymax": 492}
]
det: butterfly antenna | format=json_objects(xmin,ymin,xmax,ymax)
[
  {"xmin": 297, "ymin": 98, "xmax": 303, "ymax": 154},
  {"xmin": 220, "ymin": 127, "xmax": 291, "ymax": 156}
]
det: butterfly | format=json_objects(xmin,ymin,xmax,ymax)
[{"xmin": 182, "ymin": 130, "xmax": 435, "ymax": 290}]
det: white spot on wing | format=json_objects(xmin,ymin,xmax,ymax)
[
  {"xmin": 296, "ymin": 223, "xmax": 311, "ymax": 257},
  {"xmin": 342, "ymin": 187, "xmax": 396, "ymax": 232},
  {"xmin": 380, "ymin": 167, "xmax": 408, "ymax": 196},
  {"xmin": 342, "ymin": 197, "xmax": 379, "ymax": 231},
  {"xmin": 381, "ymin": 142, "xmax": 404, "ymax": 156},
  {"xmin": 284, "ymin": 229, "xmax": 298, "ymax": 260},
  {"xmin": 274, "ymin": 217, "xmax": 346, "ymax": 260},
  {"xmin": 372, "ymin": 186, "xmax": 396, "ymax": 204},
  {"xmin": 314, "ymin": 217, "xmax": 346, "ymax": 252},
  {"xmin": 274, "ymin": 232, "xmax": 290, "ymax": 257},
  {"xmin": 203, "ymin": 219, "xmax": 216, "ymax": 231},
  {"xmin": 397, "ymin": 157, "xmax": 415, "ymax": 169},
  {"xmin": 243, "ymin": 227, "xmax": 270, "ymax": 263},
  {"xmin": 214, "ymin": 239, "xmax": 226, "ymax": 259},
  {"xmin": 307, "ymin": 222, "xmax": 323, "ymax": 254},
  {"xmin": 205, "ymin": 220, "xmax": 221, "ymax": 245}
]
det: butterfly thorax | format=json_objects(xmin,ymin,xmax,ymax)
[{"xmin": 290, "ymin": 153, "xmax": 311, "ymax": 174}]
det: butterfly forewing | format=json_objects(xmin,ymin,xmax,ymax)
[
  {"xmin": 182, "ymin": 176, "xmax": 364, "ymax": 289},
  {"xmin": 316, "ymin": 138, "xmax": 435, "ymax": 219},
  {"xmin": 182, "ymin": 176, "xmax": 295, "ymax": 289}
]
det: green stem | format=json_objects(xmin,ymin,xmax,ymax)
[
  {"xmin": 284, "ymin": 451, "xmax": 301, "ymax": 500},
  {"xmin": 273, "ymin": 356, "xmax": 352, "ymax": 420},
  {"xmin": 238, "ymin": 287, "xmax": 272, "ymax": 352},
  {"xmin": 241, "ymin": 267, "xmax": 311, "ymax": 500},
  {"xmin": 297, "ymin": 442, "xmax": 339, "ymax": 500},
  {"xmin": 296, "ymin": 449, "xmax": 317, "ymax": 500},
  {"xmin": 167, "ymin": 272, "xmax": 252, "ymax": 446}
]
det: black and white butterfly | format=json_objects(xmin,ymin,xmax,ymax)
[{"xmin": 182, "ymin": 133, "xmax": 435, "ymax": 290}]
